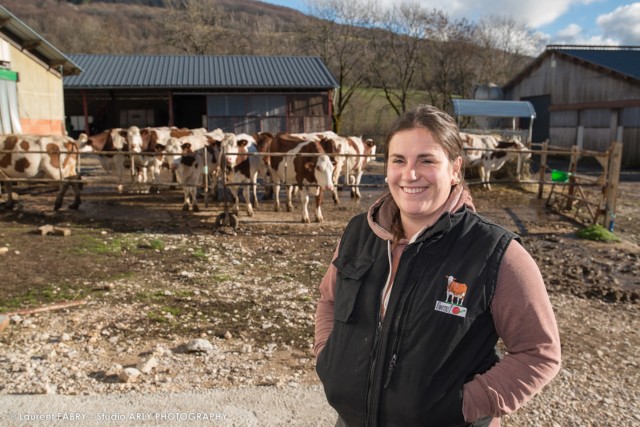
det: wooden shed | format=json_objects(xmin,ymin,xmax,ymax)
[
  {"xmin": 63, "ymin": 54, "xmax": 338, "ymax": 136},
  {"xmin": 503, "ymin": 45, "xmax": 640, "ymax": 166},
  {"xmin": 0, "ymin": 5, "xmax": 81, "ymax": 135}
]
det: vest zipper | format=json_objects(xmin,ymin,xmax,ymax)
[
  {"xmin": 383, "ymin": 278, "xmax": 420, "ymax": 389},
  {"xmin": 365, "ymin": 245, "xmax": 415, "ymax": 426}
]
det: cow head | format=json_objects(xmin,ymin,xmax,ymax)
[
  {"xmin": 127, "ymin": 126, "xmax": 143, "ymax": 153},
  {"xmin": 313, "ymin": 154, "xmax": 335, "ymax": 192}
]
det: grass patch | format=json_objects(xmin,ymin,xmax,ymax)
[
  {"xmin": 74, "ymin": 235, "xmax": 139, "ymax": 254},
  {"xmin": 576, "ymin": 224, "xmax": 620, "ymax": 243},
  {"xmin": 0, "ymin": 284, "xmax": 84, "ymax": 313},
  {"xmin": 192, "ymin": 248, "xmax": 208, "ymax": 260}
]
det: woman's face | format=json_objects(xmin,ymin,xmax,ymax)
[{"xmin": 386, "ymin": 127, "xmax": 462, "ymax": 232}]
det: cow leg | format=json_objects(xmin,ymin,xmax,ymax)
[
  {"xmin": 484, "ymin": 169, "xmax": 492, "ymax": 191},
  {"xmin": 244, "ymin": 184, "xmax": 254, "ymax": 217},
  {"xmin": 232, "ymin": 188, "xmax": 240, "ymax": 216},
  {"xmin": 315, "ymin": 188, "xmax": 325, "ymax": 223},
  {"xmin": 286, "ymin": 184, "xmax": 295, "ymax": 212},
  {"xmin": 191, "ymin": 188, "xmax": 200, "ymax": 212},
  {"xmin": 2, "ymin": 181, "xmax": 15, "ymax": 209},
  {"xmin": 182, "ymin": 188, "xmax": 191, "ymax": 211},
  {"xmin": 68, "ymin": 178, "xmax": 82, "ymax": 210},
  {"xmin": 353, "ymin": 169, "xmax": 363, "ymax": 199},
  {"xmin": 54, "ymin": 181, "xmax": 70, "ymax": 211},
  {"xmin": 273, "ymin": 181, "xmax": 282, "ymax": 212},
  {"xmin": 299, "ymin": 188, "xmax": 310, "ymax": 223}
]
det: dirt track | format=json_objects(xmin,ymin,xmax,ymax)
[{"xmin": 1, "ymin": 163, "xmax": 639, "ymax": 425}]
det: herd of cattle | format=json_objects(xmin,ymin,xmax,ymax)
[{"xmin": 0, "ymin": 126, "xmax": 529, "ymax": 223}]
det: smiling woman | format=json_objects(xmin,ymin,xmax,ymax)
[{"xmin": 314, "ymin": 104, "xmax": 562, "ymax": 427}]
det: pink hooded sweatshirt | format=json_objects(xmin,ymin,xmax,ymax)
[{"xmin": 315, "ymin": 185, "xmax": 561, "ymax": 425}]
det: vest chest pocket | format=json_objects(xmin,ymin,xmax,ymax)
[{"xmin": 333, "ymin": 255, "xmax": 374, "ymax": 323}]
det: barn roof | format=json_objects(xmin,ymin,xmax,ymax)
[
  {"xmin": 0, "ymin": 5, "xmax": 82, "ymax": 76},
  {"xmin": 503, "ymin": 45, "xmax": 640, "ymax": 91},
  {"xmin": 64, "ymin": 54, "xmax": 339, "ymax": 90},
  {"xmin": 452, "ymin": 99, "xmax": 536, "ymax": 118}
]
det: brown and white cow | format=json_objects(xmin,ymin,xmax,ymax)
[
  {"xmin": 173, "ymin": 138, "xmax": 221, "ymax": 212},
  {"xmin": 262, "ymin": 132, "xmax": 336, "ymax": 223},
  {"xmin": 82, "ymin": 128, "xmax": 130, "ymax": 191},
  {"xmin": 460, "ymin": 132, "xmax": 529, "ymax": 190},
  {"xmin": 0, "ymin": 134, "xmax": 83, "ymax": 210},
  {"xmin": 227, "ymin": 133, "xmax": 262, "ymax": 217},
  {"xmin": 344, "ymin": 136, "xmax": 377, "ymax": 199}
]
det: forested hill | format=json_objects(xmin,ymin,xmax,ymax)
[{"xmin": 1, "ymin": 0, "xmax": 312, "ymax": 56}]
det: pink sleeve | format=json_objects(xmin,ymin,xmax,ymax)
[
  {"xmin": 314, "ymin": 244, "xmax": 339, "ymax": 357},
  {"xmin": 462, "ymin": 240, "xmax": 561, "ymax": 422}
]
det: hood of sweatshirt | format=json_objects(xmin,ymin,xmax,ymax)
[{"xmin": 367, "ymin": 185, "xmax": 475, "ymax": 243}]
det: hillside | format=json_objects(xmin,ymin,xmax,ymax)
[{"xmin": 1, "ymin": 0, "xmax": 310, "ymax": 55}]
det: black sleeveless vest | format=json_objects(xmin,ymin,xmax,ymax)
[{"xmin": 316, "ymin": 207, "xmax": 518, "ymax": 427}]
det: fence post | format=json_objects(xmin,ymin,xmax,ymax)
[
  {"xmin": 603, "ymin": 141, "xmax": 623, "ymax": 231},
  {"xmin": 538, "ymin": 140, "xmax": 548, "ymax": 199}
]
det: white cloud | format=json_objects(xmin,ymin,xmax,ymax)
[
  {"xmin": 373, "ymin": 0, "xmax": 586, "ymax": 28},
  {"xmin": 597, "ymin": 2, "xmax": 640, "ymax": 44}
]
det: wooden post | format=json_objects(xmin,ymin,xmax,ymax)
[
  {"xmin": 603, "ymin": 141, "xmax": 623, "ymax": 230},
  {"xmin": 538, "ymin": 140, "xmax": 548, "ymax": 199},
  {"xmin": 565, "ymin": 145, "xmax": 579, "ymax": 211}
]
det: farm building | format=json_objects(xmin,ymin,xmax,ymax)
[
  {"xmin": 503, "ymin": 45, "xmax": 640, "ymax": 166},
  {"xmin": 63, "ymin": 54, "xmax": 338, "ymax": 136},
  {"xmin": 0, "ymin": 5, "xmax": 81, "ymax": 135}
]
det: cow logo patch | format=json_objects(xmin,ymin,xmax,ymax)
[{"xmin": 434, "ymin": 275, "xmax": 468, "ymax": 318}]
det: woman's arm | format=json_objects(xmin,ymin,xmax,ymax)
[
  {"xmin": 314, "ymin": 245, "xmax": 339, "ymax": 357},
  {"xmin": 463, "ymin": 239, "xmax": 562, "ymax": 421}
]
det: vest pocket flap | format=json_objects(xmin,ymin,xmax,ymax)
[
  {"xmin": 333, "ymin": 255, "xmax": 374, "ymax": 279},
  {"xmin": 334, "ymin": 277, "xmax": 362, "ymax": 323}
]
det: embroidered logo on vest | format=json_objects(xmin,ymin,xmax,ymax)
[{"xmin": 434, "ymin": 275, "xmax": 468, "ymax": 318}]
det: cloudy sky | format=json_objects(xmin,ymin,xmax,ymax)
[{"xmin": 261, "ymin": 0, "xmax": 640, "ymax": 50}]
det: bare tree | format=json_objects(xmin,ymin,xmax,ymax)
[
  {"xmin": 475, "ymin": 15, "xmax": 544, "ymax": 85},
  {"xmin": 302, "ymin": 0, "xmax": 374, "ymax": 132},
  {"xmin": 420, "ymin": 12, "xmax": 476, "ymax": 112},
  {"xmin": 368, "ymin": 2, "xmax": 435, "ymax": 115},
  {"xmin": 160, "ymin": 0, "xmax": 225, "ymax": 55}
]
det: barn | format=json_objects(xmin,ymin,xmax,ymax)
[
  {"xmin": 503, "ymin": 45, "xmax": 640, "ymax": 166},
  {"xmin": 0, "ymin": 5, "xmax": 81, "ymax": 135},
  {"xmin": 63, "ymin": 54, "xmax": 338, "ymax": 137}
]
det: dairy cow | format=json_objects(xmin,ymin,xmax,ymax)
[
  {"xmin": 0, "ymin": 134, "xmax": 83, "ymax": 210},
  {"xmin": 261, "ymin": 132, "xmax": 336, "ymax": 223}
]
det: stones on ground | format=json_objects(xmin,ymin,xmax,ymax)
[{"xmin": 186, "ymin": 338, "xmax": 214, "ymax": 353}]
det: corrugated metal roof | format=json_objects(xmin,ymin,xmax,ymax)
[
  {"xmin": 504, "ymin": 45, "xmax": 640, "ymax": 92},
  {"xmin": 452, "ymin": 99, "xmax": 537, "ymax": 118},
  {"xmin": 556, "ymin": 45, "xmax": 640, "ymax": 80},
  {"xmin": 0, "ymin": 5, "xmax": 81, "ymax": 76},
  {"xmin": 64, "ymin": 54, "xmax": 339, "ymax": 90}
]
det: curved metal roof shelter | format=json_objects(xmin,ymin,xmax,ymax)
[{"xmin": 452, "ymin": 99, "xmax": 537, "ymax": 119}]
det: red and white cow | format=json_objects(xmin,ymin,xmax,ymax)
[
  {"xmin": 228, "ymin": 133, "xmax": 261, "ymax": 217},
  {"xmin": 344, "ymin": 136, "xmax": 377, "ymax": 199},
  {"xmin": 0, "ymin": 134, "xmax": 82, "ymax": 210},
  {"xmin": 296, "ymin": 130, "xmax": 348, "ymax": 203},
  {"xmin": 82, "ymin": 128, "xmax": 130, "ymax": 191},
  {"xmin": 460, "ymin": 132, "xmax": 529, "ymax": 190},
  {"xmin": 173, "ymin": 137, "xmax": 221, "ymax": 212},
  {"xmin": 261, "ymin": 132, "xmax": 336, "ymax": 223}
]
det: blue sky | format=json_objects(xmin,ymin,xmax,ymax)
[{"xmin": 261, "ymin": 0, "xmax": 640, "ymax": 48}]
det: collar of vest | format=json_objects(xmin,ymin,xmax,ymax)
[{"xmin": 411, "ymin": 206, "xmax": 469, "ymax": 244}]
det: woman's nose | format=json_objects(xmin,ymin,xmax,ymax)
[{"xmin": 403, "ymin": 165, "xmax": 417, "ymax": 180}]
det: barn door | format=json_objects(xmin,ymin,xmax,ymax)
[{"xmin": 521, "ymin": 95, "xmax": 550, "ymax": 143}]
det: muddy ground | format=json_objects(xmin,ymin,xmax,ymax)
[{"xmin": 0, "ymin": 162, "xmax": 639, "ymax": 396}]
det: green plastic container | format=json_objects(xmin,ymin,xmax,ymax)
[{"xmin": 551, "ymin": 170, "xmax": 569, "ymax": 182}]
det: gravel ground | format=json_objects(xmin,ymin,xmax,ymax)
[{"xmin": 1, "ymin": 163, "xmax": 639, "ymax": 426}]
